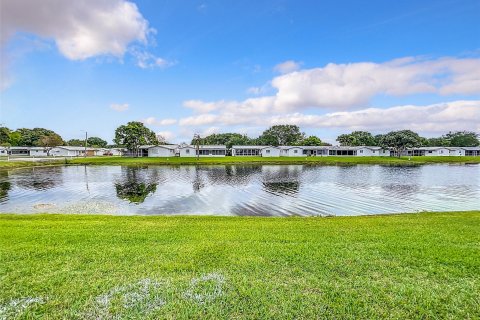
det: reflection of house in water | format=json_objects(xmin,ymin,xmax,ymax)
[
  {"xmin": 0, "ymin": 171, "xmax": 11, "ymax": 202},
  {"xmin": 115, "ymin": 167, "xmax": 159, "ymax": 204}
]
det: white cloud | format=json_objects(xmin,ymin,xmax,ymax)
[
  {"xmin": 1, "ymin": 0, "xmax": 152, "ymax": 60},
  {"xmin": 110, "ymin": 103, "xmax": 129, "ymax": 112},
  {"xmin": 130, "ymin": 48, "xmax": 175, "ymax": 69},
  {"xmin": 273, "ymin": 60, "xmax": 302, "ymax": 74},
  {"xmin": 269, "ymin": 100, "xmax": 480, "ymax": 132},
  {"xmin": 177, "ymin": 100, "xmax": 480, "ymax": 134},
  {"xmin": 142, "ymin": 117, "xmax": 177, "ymax": 126},
  {"xmin": 156, "ymin": 131, "xmax": 175, "ymax": 142},
  {"xmin": 271, "ymin": 57, "xmax": 480, "ymax": 111}
]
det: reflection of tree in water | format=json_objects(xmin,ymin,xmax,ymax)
[
  {"xmin": 192, "ymin": 167, "xmax": 204, "ymax": 193},
  {"xmin": 115, "ymin": 167, "xmax": 158, "ymax": 204},
  {"xmin": 0, "ymin": 171, "xmax": 11, "ymax": 202},
  {"xmin": 262, "ymin": 181, "xmax": 300, "ymax": 196},
  {"xmin": 15, "ymin": 167, "xmax": 63, "ymax": 190}
]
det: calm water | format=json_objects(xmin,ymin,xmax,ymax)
[{"xmin": 0, "ymin": 164, "xmax": 479, "ymax": 216}]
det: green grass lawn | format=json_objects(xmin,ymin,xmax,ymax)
[
  {"xmin": 1, "ymin": 212, "xmax": 479, "ymax": 319},
  {"xmin": 2, "ymin": 156, "xmax": 480, "ymax": 171}
]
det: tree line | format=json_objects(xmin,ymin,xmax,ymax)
[
  {"xmin": 0, "ymin": 127, "xmax": 109, "ymax": 148},
  {"xmin": 2, "ymin": 123, "xmax": 479, "ymax": 158}
]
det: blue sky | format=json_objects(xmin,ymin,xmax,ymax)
[{"xmin": 1, "ymin": 0, "xmax": 479, "ymax": 144}]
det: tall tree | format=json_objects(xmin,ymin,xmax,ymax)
[
  {"xmin": 378, "ymin": 130, "xmax": 423, "ymax": 157},
  {"xmin": 12, "ymin": 128, "xmax": 64, "ymax": 147},
  {"xmin": 444, "ymin": 131, "xmax": 479, "ymax": 147},
  {"xmin": 0, "ymin": 127, "xmax": 11, "ymax": 145},
  {"xmin": 192, "ymin": 133, "xmax": 252, "ymax": 149},
  {"xmin": 258, "ymin": 125, "xmax": 305, "ymax": 146},
  {"xmin": 67, "ymin": 139, "xmax": 85, "ymax": 146},
  {"xmin": 38, "ymin": 135, "xmax": 64, "ymax": 156},
  {"xmin": 299, "ymin": 136, "xmax": 325, "ymax": 146},
  {"xmin": 87, "ymin": 137, "xmax": 108, "ymax": 148},
  {"xmin": 336, "ymin": 131, "xmax": 376, "ymax": 146},
  {"xmin": 114, "ymin": 121, "xmax": 158, "ymax": 157}
]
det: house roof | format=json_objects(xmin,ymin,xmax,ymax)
[
  {"xmin": 54, "ymin": 146, "xmax": 97, "ymax": 151},
  {"xmin": 232, "ymin": 145, "xmax": 279, "ymax": 149},
  {"xmin": 178, "ymin": 145, "xmax": 226, "ymax": 149}
]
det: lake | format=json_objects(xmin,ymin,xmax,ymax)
[{"xmin": 0, "ymin": 164, "xmax": 479, "ymax": 216}]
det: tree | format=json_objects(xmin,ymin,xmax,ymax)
[
  {"xmin": 87, "ymin": 137, "xmax": 108, "ymax": 148},
  {"xmin": 336, "ymin": 131, "xmax": 376, "ymax": 146},
  {"xmin": 258, "ymin": 125, "xmax": 305, "ymax": 146},
  {"xmin": 444, "ymin": 131, "xmax": 479, "ymax": 147},
  {"xmin": 191, "ymin": 133, "xmax": 252, "ymax": 149},
  {"xmin": 299, "ymin": 136, "xmax": 325, "ymax": 146},
  {"xmin": 114, "ymin": 121, "xmax": 158, "ymax": 157},
  {"xmin": 156, "ymin": 134, "xmax": 169, "ymax": 145},
  {"xmin": 67, "ymin": 139, "xmax": 85, "ymax": 146},
  {"xmin": 10, "ymin": 128, "xmax": 64, "ymax": 147},
  {"xmin": 38, "ymin": 134, "xmax": 64, "ymax": 155},
  {"xmin": 378, "ymin": 130, "xmax": 423, "ymax": 157},
  {"xmin": 0, "ymin": 127, "xmax": 10, "ymax": 145}
]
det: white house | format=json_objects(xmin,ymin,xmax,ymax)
[
  {"xmin": 178, "ymin": 145, "xmax": 227, "ymax": 157},
  {"xmin": 0, "ymin": 147, "xmax": 7, "ymax": 156},
  {"xmin": 279, "ymin": 146, "xmax": 304, "ymax": 157},
  {"xmin": 448, "ymin": 147, "xmax": 465, "ymax": 156},
  {"xmin": 51, "ymin": 146, "xmax": 95, "ymax": 157},
  {"xmin": 301, "ymin": 146, "xmax": 329, "ymax": 156},
  {"xmin": 462, "ymin": 147, "xmax": 480, "ymax": 156},
  {"xmin": 232, "ymin": 146, "xmax": 281, "ymax": 157},
  {"xmin": 148, "ymin": 145, "xmax": 178, "ymax": 157},
  {"xmin": 8, "ymin": 147, "xmax": 30, "ymax": 156},
  {"xmin": 421, "ymin": 147, "xmax": 451, "ymax": 156},
  {"xmin": 29, "ymin": 147, "xmax": 49, "ymax": 157},
  {"xmin": 356, "ymin": 146, "xmax": 390, "ymax": 157}
]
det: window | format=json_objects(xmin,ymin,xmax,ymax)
[
  {"xmin": 266, "ymin": 150, "xmax": 270, "ymax": 154},
  {"xmin": 360, "ymin": 150, "xmax": 363, "ymax": 153},
  {"xmin": 294, "ymin": 150, "xmax": 298, "ymax": 154},
  {"xmin": 186, "ymin": 149, "xmax": 190, "ymax": 154},
  {"xmin": 429, "ymin": 151, "xmax": 433, "ymax": 154}
]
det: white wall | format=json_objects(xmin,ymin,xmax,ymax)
[
  {"xmin": 261, "ymin": 147, "xmax": 281, "ymax": 157},
  {"xmin": 425, "ymin": 148, "xmax": 450, "ymax": 156},
  {"xmin": 449, "ymin": 149, "xmax": 465, "ymax": 156},
  {"xmin": 179, "ymin": 147, "xmax": 196, "ymax": 157},
  {"xmin": 282, "ymin": 147, "xmax": 304, "ymax": 157},
  {"xmin": 148, "ymin": 146, "xmax": 176, "ymax": 157},
  {"xmin": 51, "ymin": 148, "xmax": 79, "ymax": 157},
  {"xmin": 30, "ymin": 149, "xmax": 49, "ymax": 157}
]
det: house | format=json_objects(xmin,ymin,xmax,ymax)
[
  {"xmin": 178, "ymin": 145, "xmax": 227, "ymax": 157},
  {"xmin": 109, "ymin": 148, "xmax": 125, "ymax": 156},
  {"xmin": 8, "ymin": 147, "xmax": 30, "ymax": 156},
  {"xmin": 355, "ymin": 146, "xmax": 390, "ymax": 157},
  {"xmin": 416, "ymin": 147, "xmax": 451, "ymax": 156},
  {"xmin": 462, "ymin": 147, "xmax": 480, "ymax": 156},
  {"xmin": 301, "ymin": 146, "xmax": 329, "ymax": 156},
  {"xmin": 148, "ymin": 145, "xmax": 178, "ymax": 157},
  {"xmin": 279, "ymin": 146, "xmax": 304, "ymax": 157},
  {"xmin": 29, "ymin": 147, "xmax": 49, "ymax": 157},
  {"xmin": 50, "ymin": 146, "xmax": 95, "ymax": 157},
  {"xmin": 0, "ymin": 147, "xmax": 7, "ymax": 156},
  {"xmin": 448, "ymin": 147, "xmax": 465, "ymax": 156},
  {"xmin": 232, "ymin": 146, "xmax": 281, "ymax": 157}
]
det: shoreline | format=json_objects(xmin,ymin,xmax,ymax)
[{"xmin": 1, "ymin": 155, "xmax": 480, "ymax": 170}]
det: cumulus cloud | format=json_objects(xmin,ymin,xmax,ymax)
[
  {"xmin": 271, "ymin": 57, "xmax": 480, "ymax": 111},
  {"xmin": 156, "ymin": 131, "xmax": 175, "ymax": 142},
  {"xmin": 110, "ymin": 103, "xmax": 129, "ymax": 112},
  {"xmin": 273, "ymin": 60, "xmax": 302, "ymax": 74},
  {"xmin": 142, "ymin": 117, "xmax": 177, "ymax": 126},
  {"xmin": 177, "ymin": 100, "xmax": 480, "ymax": 133},
  {"xmin": 268, "ymin": 100, "xmax": 480, "ymax": 132},
  {"xmin": 130, "ymin": 48, "xmax": 175, "ymax": 69},
  {"xmin": 1, "ymin": 0, "xmax": 151, "ymax": 60}
]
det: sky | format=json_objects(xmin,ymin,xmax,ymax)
[{"xmin": 0, "ymin": 0, "xmax": 479, "ymax": 144}]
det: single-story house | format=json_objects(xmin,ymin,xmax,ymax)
[
  {"xmin": 279, "ymin": 146, "xmax": 304, "ymax": 157},
  {"xmin": 448, "ymin": 147, "xmax": 465, "ymax": 156},
  {"xmin": 0, "ymin": 147, "xmax": 7, "ymax": 156},
  {"xmin": 29, "ymin": 147, "xmax": 49, "ymax": 157},
  {"xmin": 301, "ymin": 146, "xmax": 329, "ymax": 156},
  {"xmin": 232, "ymin": 146, "xmax": 281, "ymax": 157},
  {"xmin": 178, "ymin": 145, "xmax": 227, "ymax": 157},
  {"xmin": 462, "ymin": 147, "xmax": 480, "ymax": 156},
  {"xmin": 148, "ymin": 145, "xmax": 178, "ymax": 157},
  {"xmin": 50, "ymin": 146, "xmax": 96, "ymax": 157},
  {"xmin": 8, "ymin": 147, "xmax": 31, "ymax": 156}
]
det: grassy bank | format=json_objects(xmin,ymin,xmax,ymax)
[
  {"xmin": 1, "ymin": 211, "xmax": 479, "ymax": 319},
  {"xmin": 68, "ymin": 155, "xmax": 480, "ymax": 166},
  {"xmin": 2, "ymin": 156, "xmax": 480, "ymax": 170}
]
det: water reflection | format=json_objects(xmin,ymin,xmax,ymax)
[
  {"xmin": 0, "ymin": 171, "xmax": 11, "ymax": 202},
  {"xmin": 114, "ymin": 167, "xmax": 158, "ymax": 204},
  {"xmin": 0, "ymin": 164, "xmax": 479, "ymax": 216}
]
